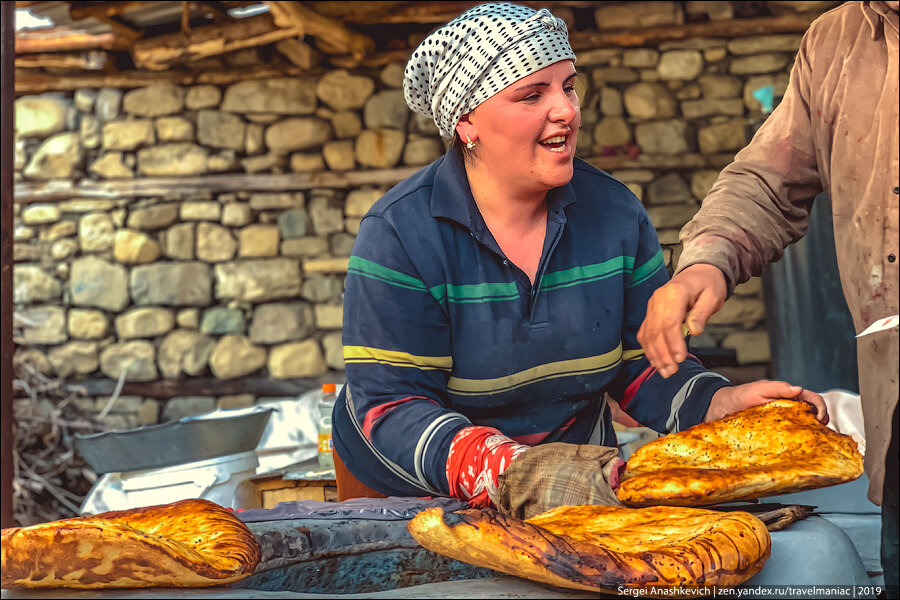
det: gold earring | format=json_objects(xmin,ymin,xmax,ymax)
[{"xmin": 465, "ymin": 136, "xmax": 476, "ymax": 150}]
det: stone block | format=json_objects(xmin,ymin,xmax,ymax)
[
  {"xmin": 99, "ymin": 340, "xmax": 158, "ymax": 381},
  {"xmin": 308, "ymin": 196, "xmax": 344, "ymax": 235},
  {"xmin": 158, "ymin": 329, "xmax": 215, "ymax": 378},
  {"xmin": 209, "ymin": 335, "xmax": 267, "ymax": 379},
  {"xmin": 321, "ymin": 332, "xmax": 344, "ymax": 370},
  {"xmin": 130, "ymin": 262, "xmax": 212, "ymax": 306},
  {"xmin": 127, "ymin": 203, "xmax": 179, "ymax": 230},
  {"xmin": 14, "ymin": 95, "xmax": 68, "ymax": 138},
  {"xmin": 681, "ymin": 98, "xmax": 745, "ymax": 119},
  {"xmin": 690, "ymin": 170, "xmax": 721, "ymax": 200},
  {"xmin": 708, "ymin": 296, "xmax": 766, "ymax": 326},
  {"xmin": 215, "ymin": 259, "xmax": 302, "ymax": 302},
  {"xmin": 331, "ymin": 111, "xmax": 363, "ymax": 139},
  {"xmin": 330, "ymin": 232, "xmax": 356, "ymax": 257},
  {"xmin": 181, "ymin": 201, "xmax": 221, "ymax": 221},
  {"xmin": 200, "ymin": 307, "xmax": 246, "ymax": 335},
  {"xmin": 734, "ymin": 277, "xmax": 763, "ymax": 296},
  {"xmin": 623, "ymin": 48, "xmax": 659, "ymax": 68},
  {"xmin": 355, "ymin": 129, "xmax": 406, "ymax": 168},
  {"xmin": 70, "ymin": 256, "xmax": 129, "ymax": 311},
  {"xmin": 122, "ymin": 83, "xmax": 185, "ymax": 117},
  {"xmin": 316, "ymin": 71, "xmax": 375, "ymax": 111},
  {"xmin": 302, "ymin": 257, "xmax": 349, "ymax": 273},
  {"xmin": 727, "ymin": 35, "xmax": 802, "ymax": 55},
  {"xmin": 239, "ymin": 225, "xmax": 280, "ymax": 258},
  {"xmin": 323, "ymin": 140, "xmax": 356, "ymax": 170},
  {"xmin": 699, "ymin": 75, "xmax": 743, "ymax": 99},
  {"xmin": 265, "ymin": 117, "xmax": 331, "ymax": 152},
  {"xmin": 658, "ymin": 50, "xmax": 704, "ymax": 80},
  {"xmin": 314, "ymin": 304, "xmax": 343, "ymax": 330},
  {"xmin": 139, "ymin": 399, "xmax": 160, "ymax": 425},
  {"xmin": 19, "ymin": 306, "xmax": 67, "ymax": 344},
  {"xmin": 698, "ymin": 120, "xmax": 747, "ymax": 154},
  {"xmin": 593, "ymin": 118, "xmax": 631, "ymax": 147},
  {"xmin": 646, "ymin": 173, "xmax": 693, "ymax": 205},
  {"xmin": 185, "ymin": 84, "xmax": 221, "ymax": 110},
  {"xmin": 634, "ymin": 120, "xmax": 689, "ymax": 155},
  {"xmin": 222, "ymin": 78, "xmax": 317, "ymax": 114},
  {"xmin": 22, "ymin": 204, "xmax": 61, "ymax": 225},
  {"xmin": 196, "ymin": 222, "xmax": 236, "ymax": 262},
  {"xmin": 156, "ymin": 116, "xmax": 194, "ymax": 142},
  {"xmin": 222, "ymin": 203, "xmax": 253, "ymax": 227},
  {"xmin": 249, "ymin": 192, "xmax": 303, "ymax": 211},
  {"xmin": 623, "ymin": 83, "xmax": 677, "ymax": 119},
  {"xmin": 363, "ymin": 90, "xmax": 409, "ymax": 130},
  {"xmin": 380, "ymin": 63, "xmax": 405, "ymax": 88},
  {"xmin": 249, "ymin": 302, "xmax": 315, "ymax": 344},
  {"xmin": 115, "ymin": 307, "xmax": 175, "ymax": 339},
  {"xmin": 277, "ymin": 208, "xmax": 309, "ymax": 239},
  {"xmin": 197, "ymin": 110, "xmax": 247, "ymax": 151},
  {"xmin": 403, "ymin": 137, "xmax": 443, "ymax": 166},
  {"xmin": 301, "ymin": 276, "xmax": 343, "ymax": 303},
  {"xmin": 48, "ymin": 341, "xmax": 99, "ymax": 377},
  {"xmin": 114, "ymin": 229, "xmax": 161, "ymax": 263},
  {"xmin": 89, "ymin": 152, "xmax": 134, "ymax": 179},
  {"xmin": 23, "ymin": 133, "xmax": 83, "ymax": 179},
  {"xmin": 217, "ymin": 395, "xmax": 255, "ymax": 410},
  {"xmin": 165, "ymin": 222, "xmax": 195, "ymax": 260},
  {"xmin": 594, "ymin": 2, "xmax": 682, "ymax": 29},
  {"xmin": 102, "ymin": 120, "xmax": 155, "ymax": 150},
  {"xmin": 176, "ymin": 308, "xmax": 200, "ymax": 329},
  {"xmin": 743, "ymin": 74, "xmax": 790, "ymax": 112},
  {"xmin": 95, "ymin": 88, "xmax": 122, "ymax": 121},
  {"xmin": 730, "ymin": 54, "xmax": 790, "ymax": 76},
  {"xmin": 290, "ymin": 152, "xmax": 326, "ymax": 172},
  {"xmin": 646, "ymin": 204, "xmax": 699, "ymax": 229},
  {"xmin": 138, "ymin": 143, "xmax": 208, "ymax": 176},
  {"xmin": 13, "ymin": 265, "xmax": 61, "ymax": 304},
  {"xmin": 281, "ymin": 237, "xmax": 329, "ymax": 258},
  {"xmin": 268, "ymin": 340, "xmax": 327, "ymax": 378},
  {"xmin": 591, "ymin": 67, "xmax": 639, "ymax": 86},
  {"xmin": 67, "ymin": 309, "xmax": 109, "ymax": 340}
]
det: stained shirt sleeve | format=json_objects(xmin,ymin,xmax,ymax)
[
  {"xmin": 606, "ymin": 212, "xmax": 731, "ymax": 433},
  {"xmin": 676, "ymin": 26, "xmax": 822, "ymax": 294},
  {"xmin": 341, "ymin": 214, "xmax": 471, "ymax": 496}
]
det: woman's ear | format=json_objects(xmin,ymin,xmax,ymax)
[{"xmin": 455, "ymin": 114, "xmax": 477, "ymax": 144}]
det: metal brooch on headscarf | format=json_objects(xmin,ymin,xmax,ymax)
[{"xmin": 534, "ymin": 8, "xmax": 565, "ymax": 31}]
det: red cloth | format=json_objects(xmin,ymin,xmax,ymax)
[{"xmin": 445, "ymin": 426, "xmax": 529, "ymax": 507}]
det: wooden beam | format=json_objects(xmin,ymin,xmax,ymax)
[
  {"xmin": 14, "ymin": 167, "xmax": 422, "ymax": 203},
  {"xmin": 14, "ymin": 64, "xmax": 318, "ymax": 94},
  {"xmin": 569, "ymin": 12, "xmax": 817, "ymax": 49},
  {"xmin": 68, "ymin": 3, "xmax": 144, "ymax": 43},
  {"xmin": 1, "ymin": 0, "xmax": 15, "ymax": 531},
  {"xmin": 72, "ymin": 376, "xmax": 331, "ymax": 400},
  {"xmin": 264, "ymin": 1, "xmax": 373, "ymax": 62},
  {"xmin": 15, "ymin": 50, "xmax": 109, "ymax": 70},
  {"xmin": 275, "ymin": 37, "xmax": 321, "ymax": 70},
  {"xmin": 15, "ymin": 30, "xmax": 125, "ymax": 53},
  {"xmin": 69, "ymin": 1, "xmax": 157, "ymax": 19},
  {"xmin": 131, "ymin": 13, "xmax": 302, "ymax": 71}
]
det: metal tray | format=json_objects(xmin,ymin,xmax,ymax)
[{"xmin": 75, "ymin": 408, "xmax": 274, "ymax": 473}]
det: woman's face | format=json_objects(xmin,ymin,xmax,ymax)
[{"xmin": 459, "ymin": 60, "xmax": 581, "ymax": 191}]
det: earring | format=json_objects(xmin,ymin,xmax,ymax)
[{"xmin": 465, "ymin": 135, "xmax": 476, "ymax": 150}]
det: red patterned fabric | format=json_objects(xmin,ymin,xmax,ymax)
[{"xmin": 446, "ymin": 426, "xmax": 530, "ymax": 507}]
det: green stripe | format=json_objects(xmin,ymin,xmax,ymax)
[
  {"xmin": 348, "ymin": 256, "xmax": 428, "ymax": 292},
  {"xmin": 540, "ymin": 256, "xmax": 635, "ymax": 292},
  {"xmin": 430, "ymin": 282, "xmax": 519, "ymax": 304},
  {"xmin": 630, "ymin": 249, "xmax": 665, "ymax": 287}
]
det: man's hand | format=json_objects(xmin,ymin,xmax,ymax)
[
  {"xmin": 705, "ymin": 380, "xmax": 829, "ymax": 424},
  {"xmin": 638, "ymin": 264, "xmax": 728, "ymax": 378}
]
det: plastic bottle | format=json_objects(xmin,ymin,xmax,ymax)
[{"xmin": 317, "ymin": 383, "xmax": 337, "ymax": 470}]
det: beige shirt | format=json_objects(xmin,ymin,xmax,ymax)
[{"xmin": 678, "ymin": 1, "xmax": 899, "ymax": 504}]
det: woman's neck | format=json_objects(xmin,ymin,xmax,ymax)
[{"xmin": 464, "ymin": 159, "xmax": 548, "ymax": 230}]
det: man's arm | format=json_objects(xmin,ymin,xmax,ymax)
[{"xmin": 639, "ymin": 25, "xmax": 824, "ymax": 377}]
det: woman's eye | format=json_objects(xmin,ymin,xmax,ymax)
[{"xmin": 521, "ymin": 94, "xmax": 539, "ymax": 102}]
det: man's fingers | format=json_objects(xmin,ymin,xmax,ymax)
[
  {"xmin": 686, "ymin": 287, "xmax": 723, "ymax": 335},
  {"xmin": 797, "ymin": 389, "xmax": 829, "ymax": 424}
]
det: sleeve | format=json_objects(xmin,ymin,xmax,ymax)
[
  {"xmin": 341, "ymin": 214, "xmax": 470, "ymax": 496},
  {"xmin": 606, "ymin": 212, "xmax": 731, "ymax": 433},
  {"xmin": 676, "ymin": 29, "xmax": 823, "ymax": 294}
]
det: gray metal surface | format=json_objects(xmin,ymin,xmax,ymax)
[{"xmin": 74, "ymin": 408, "xmax": 273, "ymax": 473}]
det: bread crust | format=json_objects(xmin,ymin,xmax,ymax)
[
  {"xmin": 1, "ymin": 499, "xmax": 260, "ymax": 589},
  {"xmin": 617, "ymin": 400, "xmax": 864, "ymax": 507},
  {"xmin": 408, "ymin": 504, "xmax": 770, "ymax": 594}
]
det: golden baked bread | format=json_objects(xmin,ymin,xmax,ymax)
[
  {"xmin": 408, "ymin": 504, "xmax": 770, "ymax": 593},
  {"xmin": 1, "ymin": 499, "xmax": 260, "ymax": 589},
  {"xmin": 618, "ymin": 399, "xmax": 864, "ymax": 507}
]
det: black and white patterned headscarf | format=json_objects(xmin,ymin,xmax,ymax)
[{"xmin": 403, "ymin": 3, "xmax": 576, "ymax": 139}]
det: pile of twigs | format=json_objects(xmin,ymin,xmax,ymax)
[{"xmin": 12, "ymin": 360, "xmax": 103, "ymax": 527}]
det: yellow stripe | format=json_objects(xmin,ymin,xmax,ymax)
[
  {"xmin": 447, "ymin": 345, "xmax": 623, "ymax": 396},
  {"xmin": 623, "ymin": 348, "xmax": 645, "ymax": 361},
  {"xmin": 343, "ymin": 345, "xmax": 452, "ymax": 371}
]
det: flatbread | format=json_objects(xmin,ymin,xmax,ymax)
[
  {"xmin": 617, "ymin": 399, "xmax": 864, "ymax": 507},
  {"xmin": 1, "ymin": 499, "xmax": 260, "ymax": 589},
  {"xmin": 408, "ymin": 504, "xmax": 770, "ymax": 593}
]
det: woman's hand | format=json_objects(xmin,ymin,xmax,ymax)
[{"xmin": 705, "ymin": 380, "xmax": 829, "ymax": 425}]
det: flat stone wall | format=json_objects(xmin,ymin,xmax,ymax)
[{"xmin": 12, "ymin": 10, "xmax": 823, "ymax": 427}]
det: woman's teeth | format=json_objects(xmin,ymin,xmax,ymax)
[{"xmin": 540, "ymin": 135, "xmax": 567, "ymax": 152}]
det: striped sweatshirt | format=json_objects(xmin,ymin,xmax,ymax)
[{"xmin": 332, "ymin": 149, "xmax": 730, "ymax": 497}]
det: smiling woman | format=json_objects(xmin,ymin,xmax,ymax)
[{"xmin": 330, "ymin": 1, "xmax": 818, "ymax": 519}]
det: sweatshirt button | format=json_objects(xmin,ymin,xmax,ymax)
[
  {"xmin": 889, "ymin": 254, "xmax": 897, "ymax": 263},
  {"xmin": 894, "ymin": 186, "xmax": 899, "ymax": 194}
]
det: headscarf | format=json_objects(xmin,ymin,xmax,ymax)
[{"xmin": 403, "ymin": 3, "xmax": 576, "ymax": 139}]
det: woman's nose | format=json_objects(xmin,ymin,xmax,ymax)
[{"xmin": 549, "ymin": 88, "xmax": 578, "ymax": 124}]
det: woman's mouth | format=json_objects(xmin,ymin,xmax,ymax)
[{"xmin": 539, "ymin": 134, "xmax": 568, "ymax": 152}]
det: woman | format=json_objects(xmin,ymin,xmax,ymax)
[{"xmin": 332, "ymin": 3, "xmax": 827, "ymax": 518}]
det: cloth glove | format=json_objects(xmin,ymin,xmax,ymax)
[{"xmin": 490, "ymin": 442, "xmax": 625, "ymax": 520}]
